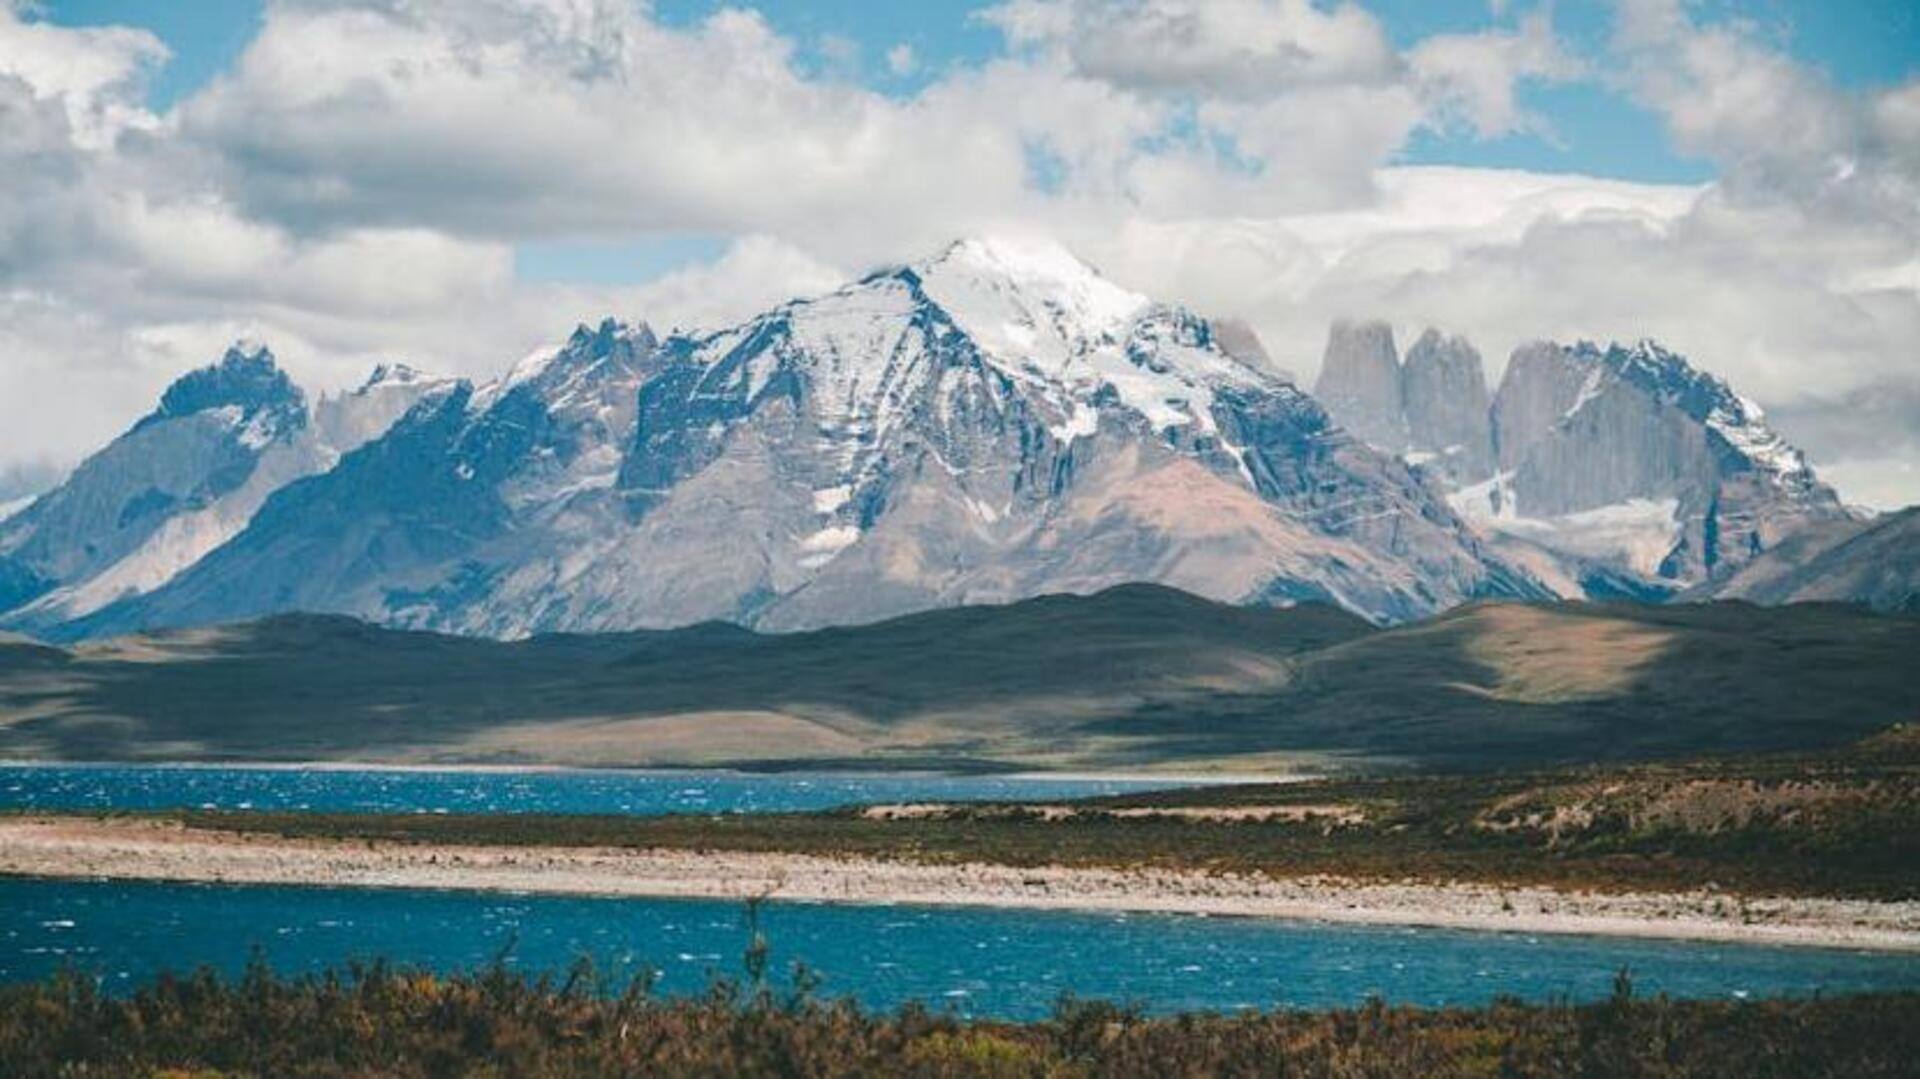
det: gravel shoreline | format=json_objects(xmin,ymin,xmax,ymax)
[{"xmin": 3, "ymin": 816, "xmax": 1916, "ymax": 952}]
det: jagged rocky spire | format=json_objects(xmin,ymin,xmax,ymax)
[{"xmin": 1312, "ymin": 319, "xmax": 1406, "ymax": 452}]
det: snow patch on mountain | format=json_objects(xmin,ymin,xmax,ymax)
[
  {"xmin": 798, "ymin": 525, "xmax": 862, "ymax": 569},
  {"xmin": 1473, "ymin": 498, "xmax": 1683, "ymax": 579},
  {"xmin": 917, "ymin": 236, "xmax": 1146, "ymax": 371},
  {"xmin": 1449, "ymin": 470, "xmax": 1518, "ymax": 521},
  {"xmin": 915, "ymin": 237, "xmax": 1260, "ymax": 437},
  {"xmin": 470, "ymin": 348, "xmax": 561, "ymax": 413},
  {"xmin": 1706, "ymin": 395, "xmax": 1812, "ymax": 480},
  {"xmin": 1562, "ymin": 365, "xmax": 1607, "ymax": 422},
  {"xmin": 315, "ymin": 367, "xmax": 459, "ymax": 458},
  {"xmin": 1051, "ymin": 401, "xmax": 1100, "ymax": 442},
  {"xmin": 1585, "ymin": 339, "xmax": 1814, "ymax": 485}
]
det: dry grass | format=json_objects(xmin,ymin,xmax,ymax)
[{"xmin": 2, "ymin": 956, "xmax": 1916, "ymax": 1077}]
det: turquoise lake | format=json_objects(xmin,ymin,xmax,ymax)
[
  {"xmin": 5, "ymin": 879, "xmax": 1918, "ymax": 1020},
  {"xmin": 2, "ymin": 765, "xmax": 1917, "ymax": 1019},
  {"xmin": 0, "ymin": 764, "xmax": 1196, "ymax": 815}
]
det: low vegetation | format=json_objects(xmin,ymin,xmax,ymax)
[
  {"xmin": 77, "ymin": 726, "xmax": 1920, "ymax": 900},
  {"xmin": 3, "ymin": 955, "xmax": 1916, "ymax": 1077}
]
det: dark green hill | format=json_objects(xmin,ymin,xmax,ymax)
[
  {"xmin": 1095, "ymin": 600, "xmax": 1920, "ymax": 768},
  {"xmin": 1, "ymin": 587, "xmax": 1914, "ymax": 771}
]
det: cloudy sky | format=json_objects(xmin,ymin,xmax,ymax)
[{"xmin": 1, "ymin": 0, "xmax": 1916, "ymax": 507}]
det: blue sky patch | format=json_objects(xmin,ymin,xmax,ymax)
[{"xmin": 515, "ymin": 235, "xmax": 731, "ymax": 287}]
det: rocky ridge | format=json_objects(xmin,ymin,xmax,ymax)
[
  {"xmin": 43, "ymin": 239, "xmax": 1542, "ymax": 640},
  {"xmin": 1313, "ymin": 324, "xmax": 1852, "ymax": 595}
]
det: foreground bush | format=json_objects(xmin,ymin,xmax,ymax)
[{"xmin": 1, "ymin": 960, "xmax": 1916, "ymax": 1078}]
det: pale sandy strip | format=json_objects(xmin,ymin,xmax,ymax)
[{"xmin": 2, "ymin": 817, "xmax": 1916, "ymax": 952}]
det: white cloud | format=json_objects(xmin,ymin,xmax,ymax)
[
  {"xmin": 1814, "ymin": 459, "xmax": 1920, "ymax": 514},
  {"xmin": 0, "ymin": 0, "xmax": 1914, "ymax": 512},
  {"xmin": 176, "ymin": 1, "xmax": 1044, "ymax": 246},
  {"xmin": 615, "ymin": 234, "xmax": 847, "ymax": 336},
  {"xmin": 1081, "ymin": 166, "xmax": 1706, "ymax": 375},
  {"xmin": 1409, "ymin": 11, "xmax": 1580, "ymax": 138},
  {"xmin": 0, "ymin": 3, "xmax": 861, "ymax": 460},
  {"xmin": 171, "ymin": 0, "xmax": 1579, "ymax": 244},
  {"xmin": 886, "ymin": 43, "xmax": 916, "ymax": 77},
  {"xmin": 0, "ymin": 3, "xmax": 165, "ymax": 147},
  {"xmin": 1613, "ymin": 0, "xmax": 1918, "ymax": 225},
  {"xmin": 981, "ymin": 0, "xmax": 1399, "ymax": 99},
  {"xmin": 1585, "ymin": 0, "xmax": 1920, "ymax": 505},
  {"xmin": 816, "ymin": 33, "xmax": 860, "ymax": 78},
  {"xmin": 980, "ymin": 0, "xmax": 1582, "ymax": 205}
]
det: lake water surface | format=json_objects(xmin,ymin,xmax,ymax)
[
  {"xmin": 0, "ymin": 763, "xmax": 1199, "ymax": 815},
  {"xmin": 5, "ymin": 878, "xmax": 1917, "ymax": 1020},
  {"xmin": 4, "ymin": 765, "xmax": 1917, "ymax": 1019}
]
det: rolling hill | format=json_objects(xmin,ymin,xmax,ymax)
[{"xmin": 2, "ymin": 586, "xmax": 1914, "ymax": 772}]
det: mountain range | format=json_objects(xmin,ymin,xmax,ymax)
[
  {"xmin": 0, "ymin": 352, "xmax": 452, "ymax": 634},
  {"xmin": 0, "ymin": 237, "xmax": 1909, "ymax": 642},
  {"xmin": 1312, "ymin": 321, "xmax": 1865, "ymax": 603}
]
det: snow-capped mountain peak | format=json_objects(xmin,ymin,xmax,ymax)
[
  {"xmin": 0, "ymin": 340, "xmax": 318, "ymax": 624},
  {"xmin": 668, "ymin": 236, "xmax": 1261, "ymax": 464},
  {"xmin": 914, "ymin": 236, "xmax": 1148, "ymax": 367},
  {"xmin": 0, "ymin": 338, "xmax": 485, "ymax": 631},
  {"xmin": 476, "ymin": 317, "xmax": 658, "ymax": 415},
  {"xmin": 358, "ymin": 362, "xmax": 432, "ymax": 391},
  {"xmin": 142, "ymin": 341, "xmax": 303, "ymax": 437},
  {"xmin": 317, "ymin": 361, "xmax": 459, "ymax": 459},
  {"xmin": 1570, "ymin": 338, "xmax": 1745, "ymax": 427},
  {"xmin": 1446, "ymin": 333, "xmax": 1852, "ymax": 596},
  {"xmin": 910, "ymin": 236, "xmax": 1264, "ymax": 432},
  {"xmin": 1567, "ymin": 339, "xmax": 1812, "ymax": 482}
]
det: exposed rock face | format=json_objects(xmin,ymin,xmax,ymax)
[
  {"xmin": 315, "ymin": 363, "xmax": 456, "ymax": 456},
  {"xmin": 64, "ymin": 239, "xmax": 1544, "ymax": 640},
  {"xmin": 1467, "ymin": 339, "xmax": 1850, "ymax": 587},
  {"xmin": 1312, "ymin": 319, "xmax": 1406, "ymax": 452},
  {"xmin": 1313, "ymin": 322, "xmax": 1496, "ymax": 486},
  {"xmin": 0, "ymin": 345, "xmax": 448, "ymax": 630},
  {"xmin": 0, "ymin": 346, "xmax": 311, "ymax": 617},
  {"xmin": 1491, "ymin": 340, "xmax": 1597, "ymax": 474},
  {"xmin": 1209, "ymin": 317, "xmax": 1291, "ymax": 380},
  {"xmin": 1401, "ymin": 330, "xmax": 1493, "ymax": 484}
]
